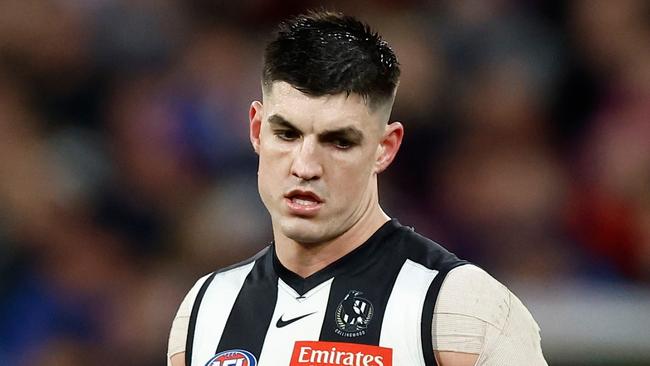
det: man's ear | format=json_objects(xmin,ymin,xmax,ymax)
[
  {"xmin": 375, "ymin": 121, "xmax": 404, "ymax": 173},
  {"xmin": 249, "ymin": 101, "xmax": 263, "ymax": 154}
]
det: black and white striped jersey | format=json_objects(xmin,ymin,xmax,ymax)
[{"xmin": 186, "ymin": 219, "xmax": 468, "ymax": 366}]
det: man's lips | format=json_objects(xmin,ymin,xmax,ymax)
[
  {"xmin": 284, "ymin": 190, "xmax": 324, "ymax": 216},
  {"xmin": 284, "ymin": 190, "xmax": 324, "ymax": 203}
]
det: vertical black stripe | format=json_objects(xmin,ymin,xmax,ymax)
[
  {"xmin": 186, "ymin": 271, "xmax": 218, "ymax": 366},
  {"xmin": 421, "ymin": 262, "xmax": 469, "ymax": 366},
  {"xmin": 318, "ymin": 246, "xmax": 406, "ymax": 345},
  {"xmin": 215, "ymin": 252, "xmax": 278, "ymax": 359},
  {"xmin": 185, "ymin": 247, "xmax": 270, "ymax": 366}
]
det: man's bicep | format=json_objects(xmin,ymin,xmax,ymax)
[
  {"xmin": 435, "ymin": 351, "xmax": 479, "ymax": 366},
  {"xmin": 170, "ymin": 352, "xmax": 185, "ymax": 366}
]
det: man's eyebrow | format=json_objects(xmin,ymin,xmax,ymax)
[
  {"xmin": 319, "ymin": 127, "xmax": 364, "ymax": 144},
  {"xmin": 268, "ymin": 113, "xmax": 364, "ymax": 143},
  {"xmin": 268, "ymin": 114, "xmax": 298, "ymax": 130}
]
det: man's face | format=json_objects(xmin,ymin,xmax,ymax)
[{"xmin": 249, "ymin": 82, "xmax": 395, "ymax": 245}]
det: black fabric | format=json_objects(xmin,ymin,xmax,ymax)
[
  {"xmin": 186, "ymin": 247, "xmax": 270, "ymax": 365},
  {"xmin": 272, "ymin": 219, "xmax": 402, "ymax": 296},
  {"xmin": 317, "ymin": 221, "xmax": 404, "ymax": 345},
  {"xmin": 215, "ymin": 251, "xmax": 278, "ymax": 359}
]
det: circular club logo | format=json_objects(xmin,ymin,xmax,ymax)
[
  {"xmin": 205, "ymin": 349, "xmax": 257, "ymax": 366},
  {"xmin": 335, "ymin": 290, "xmax": 374, "ymax": 337}
]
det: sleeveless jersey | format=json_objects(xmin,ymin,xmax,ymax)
[{"xmin": 186, "ymin": 219, "xmax": 468, "ymax": 366}]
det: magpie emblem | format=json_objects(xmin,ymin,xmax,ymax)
[{"xmin": 334, "ymin": 290, "xmax": 374, "ymax": 337}]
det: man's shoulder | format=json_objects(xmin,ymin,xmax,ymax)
[
  {"xmin": 436, "ymin": 265, "xmax": 511, "ymax": 330},
  {"xmin": 184, "ymin": 246, "xmax": 272, "ymax": 304},
  {"xmin": 394, "ymin": 224, "xmax": 469, "ymax": 272},
  {"xmin": 211, "ymin": 245, "xmax": 272, "ymax": 277},
  {"xmin": 432, "ymin": 265, "xmax": 546, "ymax": 364},
  {"xmin": 176, "ymin": 246, "xmax": 272, "ymax": 319}
]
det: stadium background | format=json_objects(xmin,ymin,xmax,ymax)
[{"xmin": 0, "ymin": 0, "xmax": 648, "ymax": 365}]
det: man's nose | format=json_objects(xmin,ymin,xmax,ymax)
[{"xmin": 290, "ymin": 137, "xmax": 323, "ymax": 181}]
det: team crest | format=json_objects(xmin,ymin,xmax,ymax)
[
  {"xmin": 205, "ymin": 349, "xmax": 257, "ymax": 366},
  {"xmin": 334, "ymin": 290, "xmax": 374, "ymax": 337}
]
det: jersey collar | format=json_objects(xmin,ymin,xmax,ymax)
[{"xmin": 271, "ymin": 219, "xmax": 402, "ymax": 296}]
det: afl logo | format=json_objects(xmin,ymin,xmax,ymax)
[
  {"xmin": 205, "ymin": 349, "xmax": 257, "ymax": 366},
  {"xmin": 335, "ymin": 290, "xmax": 374, "ymax": 337}
]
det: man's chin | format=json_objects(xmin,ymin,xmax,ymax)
[
  {"xmin": 279, "ymin": 219, "xmax": 331, "ymax": 245},
  {"xmin": 282, "ymin": 229, "xmax": 323, "ymax": 245}
]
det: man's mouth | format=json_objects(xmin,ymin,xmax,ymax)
[
  {"xmin": 285, "ymin": 190, "xmax": 323, "ymax": 203},
  {"xmin": 284, "ymin": 190, "xmax": 324, "ymax": 216},
  {"xmin": 291, "ymin": 196, "xmax": 320, "ymax": 206}
]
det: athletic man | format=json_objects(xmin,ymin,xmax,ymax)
[{"xmin": 168, "ymin": 10, "xmax": 547, "ymax": 366}]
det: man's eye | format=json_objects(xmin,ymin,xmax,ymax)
[
  {"xmin": 332, "ymin": 139, "xmax": 353, "ymax": 149},
  {"xmin": 275, "ymin": 130, "xmax": 300, "ymax": 141}
]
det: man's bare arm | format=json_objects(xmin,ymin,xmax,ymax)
[
  {"xmin": 436, "ymin": 350, "xmax": 479, "ymax": 366},
  {"xmin": 170, "ymin": 352, "xmax": 185, "ymax": 366}
]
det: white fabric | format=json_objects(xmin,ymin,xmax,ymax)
[
  {"xmin": 380, "ymin": 259, "xmax": 439, "ymax": 366},
  {"xmin": 257, "ymin": 278, "xmax": 333, "ymax": 365},
  {"xmin": 168, "ymin": 265, "xmax": 546, "ymax": 365},
  {"xmin": 167, "ymin": 274, "xmax": 210, "ymax": 366},
  {"xmin": 191, "ymin": 261, "xmax": 256, "ymax": 366}
]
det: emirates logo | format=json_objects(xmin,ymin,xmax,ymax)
[{"xmin": 290, "ymin": 341, "xmax": 392, "ymax": 366}]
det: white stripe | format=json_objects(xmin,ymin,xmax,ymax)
[
  {"xmin": 192, "ymin": 261, "xmax": 256, "ymax": 366},
  {"xmin": 380, "ymin": 259, "xmax": 439, "ymax": 366},
  {"xmin": 257, "ymin": 278, "xmax": 334, "ymax": 365}
]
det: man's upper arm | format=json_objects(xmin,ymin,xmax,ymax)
[
  {"xmin": 435, "ymin": 350, "xmax": 479, "ymax": 366},
  {"xmin": 433, "ymin": 265, "xmax": 547, "ymax": 365},
  {"xmin": 170, "ymin": 352, "xmax": 185, "ymax": 366}
]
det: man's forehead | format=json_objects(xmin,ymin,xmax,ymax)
[
  {"xmin": 264, "ymin": 82, "xmax": 367, "ymax": 107},
  {"xmin": 262, "ymin": 81, "xmax": 386, "ymax": 128}
]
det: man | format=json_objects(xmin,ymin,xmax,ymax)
[{"xmin": 168, "ymin": 10, "xmax": 547, "ymax": 366}]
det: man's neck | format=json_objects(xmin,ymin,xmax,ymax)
[{"xmin": 274, "ymin": 208, "xmax": 390, "ymax": 278}]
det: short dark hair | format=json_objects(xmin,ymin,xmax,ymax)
[{"xmin": 263, "ymin": 10, "xmax": 400, "ymax": 108}]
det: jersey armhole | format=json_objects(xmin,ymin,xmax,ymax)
[
  {"xmin": 185, "ymin": 271, "xmax": 218, "ymax": 366},
  {"xmin": 420, "ymin": 261, "xmax": 470, "ymax": 366}
]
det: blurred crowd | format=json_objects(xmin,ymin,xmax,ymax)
[{"xmin": 0, "ymin": 1, "xmax": 648, "ymax": 365}]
